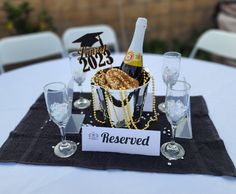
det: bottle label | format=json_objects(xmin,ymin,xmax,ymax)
[{"xmin": 124, "ymin": 51, "xmax": 142, "ymax": 67}]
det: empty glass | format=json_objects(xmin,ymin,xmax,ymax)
[
  {"xmin": 69, "ymin": 51, "xmax": 91, "ymax": 109},
  {"xmin": 161, "ymin": 80, "xmax": 191, "ymax": 160},
  {"xmin": 44, "ymin": 82, "xmax": 77, "ymax": 158},
  {"xmin": 158, "ymin": 52, "xmax": 181, "ymax": 113}
]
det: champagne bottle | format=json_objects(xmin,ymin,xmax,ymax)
[{"xmin": 120, "ymin": 17, "xmax": 147, "ymax": 84}]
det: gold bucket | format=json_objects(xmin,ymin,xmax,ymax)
[{"xmin": 91, "ymin": 67, "xmax": 157, "ymax": 129}]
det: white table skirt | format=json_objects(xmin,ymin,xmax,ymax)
[{"xmin": 0, "ymin": 53, "xmax": 236, "ymax": 194}]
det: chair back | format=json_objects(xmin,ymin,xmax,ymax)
[
  {"xmin": 0, "ymin": 31, "xmax": 65, "ymax": 73},
  {"xmin": 189, "ymin": 29, "xmax": 236, "ymax": 60},
  {"xmin": 62, "ymin": 25, "xmax": 119, "ymax": 53}
]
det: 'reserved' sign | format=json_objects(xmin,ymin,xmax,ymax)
[{"xmin": 82, "ymin": 126, "xmax": 161, "ymax": 156}]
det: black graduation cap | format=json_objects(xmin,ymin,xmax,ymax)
[{"xmin": 72, "ymin": 32, "xmax": 104, "ymax": 47}]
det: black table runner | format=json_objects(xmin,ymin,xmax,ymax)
[{"xmin": 0, "ymin": 93, "xmax": 235, "ymax": 177}]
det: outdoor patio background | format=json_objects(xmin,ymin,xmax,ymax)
[{"xmin": 0, "ymin": 0, "xmax": 218, "ymax": 50}]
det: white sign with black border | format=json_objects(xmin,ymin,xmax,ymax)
[{"xmin": 82, "ymin": 126, "xmax": 161, "ymax": 156}]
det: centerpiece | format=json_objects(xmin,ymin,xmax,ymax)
[{"xmin": 70, "ymin": 17, "xmax": 158, "ymax": 130}]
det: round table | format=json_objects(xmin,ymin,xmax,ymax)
[{"xmin": 0, "ymin": 53, "xmax": 236, "ymax": 194}]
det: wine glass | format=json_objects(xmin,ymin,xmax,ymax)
[
  {"xmin": 69, "ymin": 51, "xmax": 91, "ymax": 109},
  {"xmin": 161, "ymin": 80, "xmax": 191, "ymax": 160},
  {"xmin": 44, "ymin": 82, "xmax": 77, "ymax": 158},
  {"xmin": 158, "ymin": 52, "xmax": 181, "ymax": 113}
]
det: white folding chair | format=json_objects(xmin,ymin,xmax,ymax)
[
  {"xmin": 0, "ymin": 31, "xmax": 65, "ymax": 73},
  {"xmin": 189, "ymin": 29, "xmax": 236, "ymax": 60},
  {"xmin": 62, "ymin": 24, "xmax": 119, "ymax": 53}
]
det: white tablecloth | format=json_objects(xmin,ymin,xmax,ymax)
[{"xmin": 0, "ymin": 53, "xmax": 236, "ymax": 194}]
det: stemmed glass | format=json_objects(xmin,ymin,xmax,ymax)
[
  {"xmin": 161, "ymin": 80, "xmax": 191, "ymax": 160},
  {"xmin": 158, "ymin": 52, "xmax": 181, "ymax": 113},
  {"xmin": 69, "ymin": 51, "xmax": 91, "ymax": 109},
  {"xmin": 44, "ymin": 82, "xmax": 77, "ymax": 158}
]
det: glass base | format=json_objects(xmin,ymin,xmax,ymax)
[
  {"xmin": 74, "ymin": 97, "xmax": 91, "ymax": 109},
  {"xmin": 158, "ymin": 102, "xmax": 166, "ymax": 113},
  {"xmin": 54, "ymin": 140, "xmax": 77, "ymax": 158},
  {"xmin": 161, "ymin": 141, "xmax": 185, "ymax": 160}
]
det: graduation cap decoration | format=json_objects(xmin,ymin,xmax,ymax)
[
  {"xmin": 72, "ymin": 31, "xmax": 113, "ymax": 72},
  {"xmin": 73, "ymin": 32, "xmax": 104, "ymax": 47}
]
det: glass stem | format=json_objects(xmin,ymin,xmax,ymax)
[
  {"xmin": 59, "ymin": 126, "xmax": 67, "ymax": 144},
  {"xmin": 171, "ymin": 124, "xmax": 177, "ymax": 144},
  {"xmin": 78, "ymin": 84, "xmax": 83, "ymax": 100},
  {"xmin": 164, "ymin": 83, "xmax": 168, "ymax": 106}
]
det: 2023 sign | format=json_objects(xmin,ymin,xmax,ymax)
[{"xmin": 78, "ymin": 45, "xmax": 113, "ymax": 72}]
